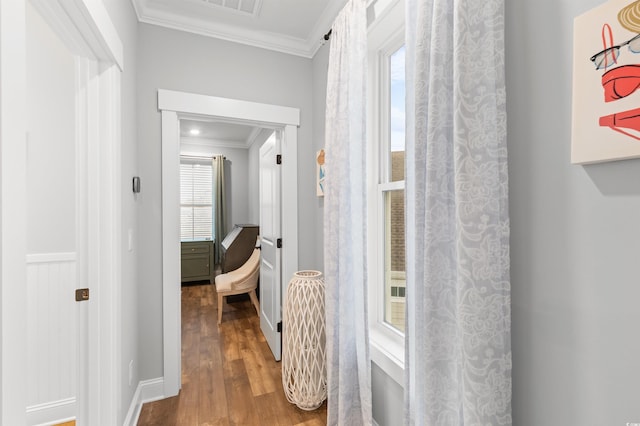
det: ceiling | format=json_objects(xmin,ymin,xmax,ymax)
[
  {"xmin": 180, "ymin": 118, "xmax": 265, "ymax": 148},
  {"xmin": 130, "ymin": 0, "xmax": 347, "ymax": 58}
]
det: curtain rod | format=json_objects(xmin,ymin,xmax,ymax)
[
  {"xmin": 324, "ymin": 0, "xmax": 378, "ymax": 43},
  {"xmin": 180, "ymin": 154, "xmax": 226, "ymax": 160}
]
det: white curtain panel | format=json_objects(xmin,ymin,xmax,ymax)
[
  {"xmin": 323, "ymin": 0, "xmax": 372, "ymax": 424},
  {"xmin": 404, "ymin": 0, "xmax": 512, "ymax": 424}
]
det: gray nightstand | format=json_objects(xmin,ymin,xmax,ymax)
[{"xmin": 181, "ymin": 240, "xmax": 215, "ymax": 283}]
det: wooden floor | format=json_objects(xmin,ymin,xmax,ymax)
[{"xmin": 137, "ymin": 282, "xmax": 327, "ymax": 426}]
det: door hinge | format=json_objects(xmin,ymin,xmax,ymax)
[
  {"xmin": 276, "ymin": 154, "xmax": 282, "ymax": 165},
  {"xmin": 277, "ymin": 321, "xmax": 282, "ymax": 333},
  {"xmin": 277, "ymin": 238, "xmax": 282, "ymax": 248},
  {"xmin": 75, "ymin": 288, "xmax": 90, "ymax": 302}
]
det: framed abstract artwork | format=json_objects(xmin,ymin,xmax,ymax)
[{"xmin": 572, "ymin": 0, "xmax": 640, "ymax": 163}]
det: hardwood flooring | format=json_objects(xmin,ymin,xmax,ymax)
[{"xmin": 137, "ymin": 283, "xmax": 327, "ymax": 426}]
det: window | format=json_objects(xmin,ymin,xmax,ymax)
[
  {"xmin": 373, "ymin": 42, "xmax": 406, "ymax": 334},
  {"xmin": 180, "ymin": 160, "xmax": 213, "ymax": 241},
  {"xmin": 367, "ymin": 0, "xmax": 405, "ymax": 384},
  {"xmin": 384, "ymin": 45, "xmax": 406, "ymax": 332}
]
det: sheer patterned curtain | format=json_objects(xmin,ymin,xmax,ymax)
[
  {"xmin": 323, "ymin": 0, "xmax": 371, "ymax": 424},
  {"xmin": 403, "ymin": 0, "xmax": 512, "ymax": 424},
  {"xmin": 212, "ymin": 155, "xmax": 226, "ymax": 265}
]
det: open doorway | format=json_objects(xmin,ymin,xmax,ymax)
[
  {"xmin": 177, "ymin": 116, "xmax": 272, "ymax": 346},
  {"xmin": 159, "ymin": 89, "xmax": 300, "ymax": 397},
  {"xmin": 177, "ymin": 118, "xmax": 267, "ymax": 285}
]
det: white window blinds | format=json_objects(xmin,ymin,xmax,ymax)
[{"xmin": 180, "ymin": 162, "xmax": 213, "ymax": 241}]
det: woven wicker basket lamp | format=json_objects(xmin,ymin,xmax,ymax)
[{"xmin": 282, "ymin": 270, "xmax": 327, "ymax": 410}]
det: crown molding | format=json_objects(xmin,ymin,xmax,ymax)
[
  {"xmin": 181, "ymin": 136, "xmax": 252, "ymax": 150},
  {"xmin": 245, "ymin": 127, "xmax": 263, "ymax": 148},
  {"xmin": 130, "ymin": 0, "xmax": 347, "ymax": 59},
  {"xmin": 135, "ymin": 3, "xmax": 313, "ymax": 58},
  {"xmin": 129, "ymin": 0, "xmax": 144, "ymax": 23},
  {"xmin": 306, "ymin": 0, "xmax": 348, "ymax": 57}
]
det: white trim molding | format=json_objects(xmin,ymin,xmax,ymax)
[
  {"xmin": 123, "ymin": 378, "xmax": 165, "ymax": 426},
  {"xmin": 26, "ymin": 398, "xmax": 76, "ymax": 426},
  {"xmin": 158, "ymin": 89, "xmax": 300, "ymax": 397},
  {"xmin": 366, "ymin": 0, "xmax": 406, "ymax": 388},
  {"xmin": 29, "ymin": 0, "xmax": 123, "ymax": 70},
  {"xmin": 180, "ymin": 136, "xmax": 252, "ymax": 150},
  {"xmin": 370, "ymin": 330, "xmax": 404, "ymax": 386},
  {"xmin": 26, "ymin": 252, "xmax": 77, "ymax": 263},
  {"xmin": 131, "ymin": 0, "xmax": 347, "ymax": 58},
  {"xmin": 0, "ymin": 1, "xmax": 28, "ymax": 422},
  {"xmin": 160, "ymin": 109, "xmax": 182, "ymax": 397},
  {"xmin": 0, "ymin": 0, "xmax": 123, "ymax": 424},
  {"xmin": 158, "ymin": 89, "xmax": 300, "ymax": 126}
]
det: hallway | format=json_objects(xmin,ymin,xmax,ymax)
[{"xmin": 137, "ymin": 283, "xmax": 327, "ymax": 425}]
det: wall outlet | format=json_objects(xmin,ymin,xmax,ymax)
[{"xmin": 129, "ymin": 360, "xmax": 133, "ymax": 386}]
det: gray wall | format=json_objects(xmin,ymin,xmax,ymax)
[
  {"xmin": 102, "ymin": 0, "xmax": 140, "ymax": 423},
  {"xmin": 507, "ymin": 0, "xmax": 640, "ymax": 424},
  {"xmin": 311, "ymin": 41, "xmax": 329, "ymax": 271},
  {"xmin": 372, "ymin": 363, "xmax": 403, "ymax": 425},
  {"xmin": 136, "ymin": 24, "xmax": 317, "ymax": 379}
]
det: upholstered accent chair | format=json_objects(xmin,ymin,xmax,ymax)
[{"xmin": 214, "ymin": 247, "xmax": 260, "ymax": 324}]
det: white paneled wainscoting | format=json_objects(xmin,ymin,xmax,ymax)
[{"xmin": 26, "ymin": 253, "xmax": 77, "ymax": 425}]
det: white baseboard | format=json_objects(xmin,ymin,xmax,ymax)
[
  {"xmin": 123, "ymin": 377, "xmax": 165, "ymax": 426},
  {"xmin": 26, "ymin": 397, "xmax": 75, "ymax": 426}
]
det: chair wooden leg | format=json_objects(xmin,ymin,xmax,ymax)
[
  {"xmin": 217, "ymin": 293, "xmax": 224, "ymax": 325},
  {"xmin": 249, "ymin": 289, "xmax": 260, "ymax": 316}
]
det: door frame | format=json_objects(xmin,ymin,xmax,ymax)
[
  {"xmin": 158, "ymin": 89, "xmax": 299, "ymax": 396},
  {"xmin": 258, "ymin": 133, "xmax": 283, "ymax": 360},
  {"xmin": 0, "ymin": 0, "xmax": 123, "ymax": 424}
]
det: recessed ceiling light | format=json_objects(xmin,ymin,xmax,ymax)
[{"xmin": 189, "ymin": 128, "xmax": 201, "ymax": 136}]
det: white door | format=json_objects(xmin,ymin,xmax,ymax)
[
  {"xmin": 259, "ymin": 132, "xmax": 283, "ymax": 360},
  {"xmin": 1, "ymin": 0, "xmax": 120, "ymax": 423},
  {"xmin": 25, "ymin": 3, "xmax": 88, "ymax": 423}
]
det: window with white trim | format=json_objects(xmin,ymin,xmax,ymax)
[
  {"xmin": 180, "ymin": 159, "xmax": 213, "ymax": 241},
  {"xmin": 367, "ymin": 0, "xmax": 406, "ymax": 383},
  {"xmin": 385, "ymin": 44, "xmax": 406, "ymax": 332}
]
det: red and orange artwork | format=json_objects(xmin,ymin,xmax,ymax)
[{"xmin": 572, "ymin": 0, "xmax": 640, "ymax": 163}]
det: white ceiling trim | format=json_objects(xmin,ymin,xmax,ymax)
[
  {"xmin": 305, "ymin": 0, "xmax": 348, "ymax": 57},
  {"xmin": 139, "ymin": 9, "xmax": 311, "ymax": 57},
  {"xmin": 245, "ymin": 127, "xmax": 262, "ymax": 148},
  {"xmin": 131, "ymin": 0, "xmax": 347, "ymax": 58},
  {"xmin": 181, "ymin": 135, "xmax": 252, "ymax": 149}
]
